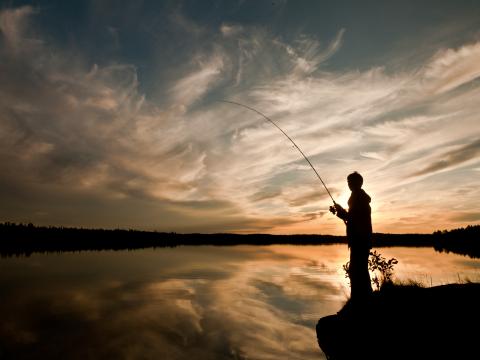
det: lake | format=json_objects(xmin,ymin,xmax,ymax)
[{"xmin": 1, "ymin": 245, "xmax": 479, "ymax": 359}]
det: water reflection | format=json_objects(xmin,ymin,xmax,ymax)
[{"xmin": 0, "ymin": 245, "xmax": 479, "ymax": 359}]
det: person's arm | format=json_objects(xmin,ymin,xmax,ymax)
[{"xmin": 330, "ymin": 204, "xmax": 348, "ymax": 221}]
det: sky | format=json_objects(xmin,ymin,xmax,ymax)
[{"xmin": 0, "ymin": 0, "xmax": 479, "ymax": 234}]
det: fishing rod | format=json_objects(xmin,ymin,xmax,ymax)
[{"xmin": 219, "ymin": 100, "xmax": 337, "ymax": 205}]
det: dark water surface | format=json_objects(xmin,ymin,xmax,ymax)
[{"xmin": 1, "ymin": 245, "xmax": 479, "ymax": 359}]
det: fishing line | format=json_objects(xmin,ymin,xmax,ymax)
[{"xmin": 219, "ymin": 100, "xmax": 337, "ymax": 205}]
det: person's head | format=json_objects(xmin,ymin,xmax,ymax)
[{"xmin": 347, "ymin": 171, "xmax": 363, "ymax": 191}]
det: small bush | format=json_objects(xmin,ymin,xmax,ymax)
[
  {"xmin": 343, "ymin": 250, "xmax": 399, "ymax": 291},
  {"xmin": 368, "ymin": 250, "xmax": 398, "ymax": 290}
]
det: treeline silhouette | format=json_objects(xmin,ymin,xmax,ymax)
[
  {"xmin": 433, "ymin": 225, "xmax": 480, "ymax": 258},
  {"xmin": 0, "ymin": 222, "xmax": 477, "ymax": 257},
  {"xmin": 0, "ymin": 222, "xmax": 344, "ymax": 257}
]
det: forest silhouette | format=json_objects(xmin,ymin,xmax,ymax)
[{"xmin": 0, "ymin": 222, "xmax": 478, "ymax": 258}]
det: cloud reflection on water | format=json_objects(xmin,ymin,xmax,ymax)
[{"xmin": 0, "ymin": 245, "xmax": 479, "ymax": 359}]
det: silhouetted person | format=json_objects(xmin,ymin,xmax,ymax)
[{"xmin": 330, "ymin": 171, "xmax": 373, "ymax": 301}]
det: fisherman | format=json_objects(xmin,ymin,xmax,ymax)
[{"xmin": 330, "ymin": 172, "xmax": 373, "ymax": 301}]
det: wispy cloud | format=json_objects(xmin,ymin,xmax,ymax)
[
  {"xmin": 411, "ymin": 138, "xmax": 480, "ymax": 177},
  {"xmin": 450, "ymin": 212, "xmax": 480, "ymax": 222},
  {"xmin": 0, "ymin": 5, "xmax": 479, "ymax": 233},
  {"xmin": 274, "ymin": 28, "xmax": 345, "ymax": 75},
  {"xmin": 0, "ymin": 5, "xmax": 36, "ymax": 50},
  {"xmin": 170, "ymin": 54, "xmax": 224, "ymax": 108},
  {"xmin": 220, "ymin": 23, "xmax": 243, "ymax": 37},
  {"xmin": 423, "ymin": 42, "xmax": 480, "ymax": 94}
]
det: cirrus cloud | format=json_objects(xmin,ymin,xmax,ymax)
[{"xmin": 0, "ymin": 4, "xmax": 479, "ymax": 234}]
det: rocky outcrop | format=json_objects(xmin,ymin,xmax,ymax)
[{"xmin": 316, "ymin": 283, "xmax": 480, "ymax": 360}]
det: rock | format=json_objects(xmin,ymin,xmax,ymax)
[{"xmin": 316, "ymin": 283, "xmax": 480, "ymax": 360}]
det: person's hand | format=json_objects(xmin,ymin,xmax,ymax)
[
  {"xmin": 334, "ymin": 203, "xmax": 344, "ymax": 212},
  {"xmin": 329, "ymin": 205, "xmax": 336, "ymax": 214}
]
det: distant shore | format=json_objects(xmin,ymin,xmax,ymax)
[{"xmin": 0, "ymin": 222, "xmax": 478, "ymax": 258}]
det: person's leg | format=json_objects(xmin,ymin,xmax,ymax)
[
  {"xmin": 349, "ymin": 246, "xmax": 372, "ymax": 300},
  {"xmin": 359, "ymin": 247, "xmax": 372, "ymax": 295},
  {"xmin": 349, "ymin": 247, "xmax": 360, "ymax": 299}
]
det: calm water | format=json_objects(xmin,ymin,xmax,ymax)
[{"xmin": 1, "ymin": 245, "xmax": 479, "ymax": 360}]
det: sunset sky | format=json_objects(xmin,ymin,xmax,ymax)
[{"xmin": 1, "ymin": 0, "xmax": 479, "ymax": 234}]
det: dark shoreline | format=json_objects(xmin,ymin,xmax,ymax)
[
  {"xmin": 316, "ymin": 282, "xmax": 480, "ymax": 360},
  {"xmin": 0, "ymin": 222, "xmax": 478, "ymax": 258}
]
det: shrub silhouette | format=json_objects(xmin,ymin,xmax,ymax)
[
  {"xmin": 368, "ymin": 250, "xmax": 398, "ymax": 290},
  {"xmin": 343, "ymin": 250, "xmax": 398, "ymax": 291}
]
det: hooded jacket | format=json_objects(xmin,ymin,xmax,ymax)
[{"xmin": 337, "ymin": 189, "xmax": 372, "ymax": 249}]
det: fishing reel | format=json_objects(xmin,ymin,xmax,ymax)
[{"xmin": 329, "ymin": 203, "xmax": 345, "ymax": 215}]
